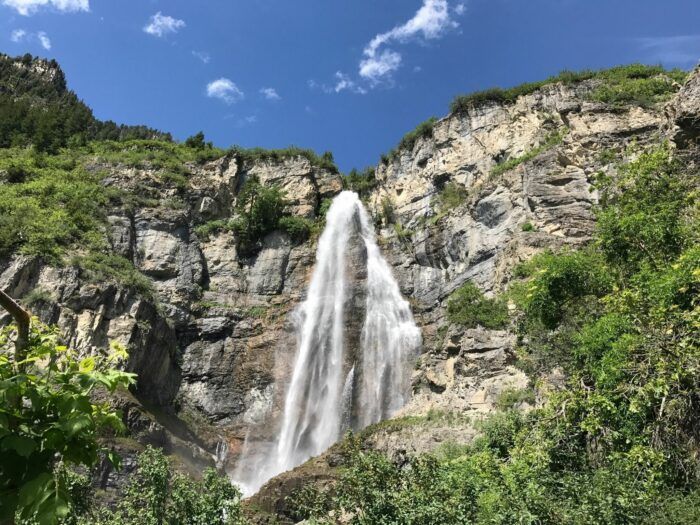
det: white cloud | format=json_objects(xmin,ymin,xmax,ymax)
[
  {"xmin": 332, "ymin": 71, "xmax": 367, "ymax": 94},
  {"xmin": 360, "ymin": 0, "xmax": 459, "ymax": 83},
  {"xmin": 637, "ymin": 35, "xmax": 700, "ymax": 66},
  {"xmin": 2, "ymin": 0, "xmax": 88, "ymax": 16},
  {"xmin": 359, "ymin": 50, "xmax": 402, "ymax": 84},
  {"xmin": 192, "ymin": 50, "xmax": 210, "ymax": 64},
  {"xmin": 10, "ymin": 28, "xmax": 51, "ymax": 50},
  {"xmin": 454, "ymin": 3, "xmax": 466, "ymax": 15},
  {"xmin": 259, "ymin": 87, "xmax": 281, "ymax": 100},
  {"xmin": 10, "ymin": 29, "xmax": 26, "ymax": 42},
  {"xmin": 37, "ymin": 30, "xmax": 50, "ymax": 49},
  {"xmin": 206, "ymin": 78, "xmax": 244, "ymax": 104},
  {"xmin": 308, "ymin": 73, "xmax": 367, "ymax": 95},
  {"xmin": 143, "ymin": 12, "xmax": 185, "ymax": 38}
]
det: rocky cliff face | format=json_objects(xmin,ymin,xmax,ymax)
[
  {"xmin": 365, "ymin": 77, "xmax": 669, "ymax": 421},
  {"xmin": 0, "ymin": 152, "xmax": 342, "ymax": 474},
  {"xmin": 1, "ymin": 64, "xmax": 698, "ymax": 509}
]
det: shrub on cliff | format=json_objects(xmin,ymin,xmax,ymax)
[{"xmin": 446, "ymin": 282, "xmax": 509, "ymax": 329}]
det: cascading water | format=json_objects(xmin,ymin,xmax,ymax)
[{"xmin": 233, "ymin": 191, "xmax": 421, "ymax": 496}]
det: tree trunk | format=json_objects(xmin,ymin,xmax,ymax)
[{"xmin": 0, "ymin": 289, "xmax": 31, "ymax": 364}]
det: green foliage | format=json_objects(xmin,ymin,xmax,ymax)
[
  {"xmin": 380, "ymin": 197, "xmax": 395, "ymax": 225},
  {"xmin": 307, "ymin": 144, "xmax": 700, "ymax": 524},
  {"xmin": 435, "ymin": 182, "xmax": 468, "ymax": 211},
  {"xmin": 594, "ymin": 145, "xmax": 693, "ymax": 272},
  {"xmin": 521, "ymin": 221, "xmax": 535, "ymax": 232},
  {"xmin": 71, "ymin": 253, "xmax": 154, "ymax": 299},
  {"xmin": 0, "ymin": 151, "xmax": 109, "ymax": 261},
  {"xmin": 589, "ymin": 64, "xmax": 687, "ymax": 107},
  {"xmin": 194, "ymin": 219, "xmax": 230, "ymax": 241},
  {"xmin": 231, "ymin": 145, "xmax": 339, "ymax": 173},
  {"xmin": 0, "ymin": 53, "xmax": 170, "ymax": 152},
  {"xmin": 279, "ymin": 216, "xmax": 313, "ymax": 244},
  {"xmin": 450, "ymin": 63, "xmax": 687, "ymax": 114},
  {"xmin": 0, "ymin": 323, "xmax": 135, "ymax": 524},
  {"xmin": 520, "ymin": 249, "xmax": 613, "ymax": 329},
  {"xmin": 446, "ymin": 282, "xmax": 509, "ymax": 329},
  {"xmin": 231, "ymin": 177, "xmax": 287, "ymax": 255},
  {"xmin": 490, "ymin": 128, "xmax": 567, "ymax": 178},
  {"xmin": 81, "ymin": 446, "xmax": 245, "ymax": 525},
  {"xmin": 343, "ymin": 167, "xmax": 377, "ymax": 197},
  {"xmin": 393, "ymin": 222, "xmax": 411, "ymax": 241},
  {"xmin": 194, "ymin": 179, "xmax": 316, "ymax": 252},
  {"xmin": 184, "ymin": 131, "xmax": 213, "ymax": 150},
  {"xmin": 382, "ymin": 117, "xmax": 437, "ymax": 164},
  {"xmin": 495, "ymin": 387, "xmax": 536, "ymax": 411}
]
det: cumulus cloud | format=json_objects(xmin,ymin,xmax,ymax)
[
  {"xmin": 360, "ymin": 0, "xmax": 460, "ymax": 83},
  {"xmin": 10, "ymin": 29, "xmax": 27, "ymax": 42},
  {"xmin": 192, "ymin": 50, "xmax": 211, "ymax": 64},
  {"xmin": 10, "ymin": 28, "xmax": 50, "ymax": 49},
  {"xmin": 259, "ymin": 87, "xmax": 281, "ymax": 100},
  {"xmin": 37, "ymin": 30, "xmax": 50, "ymax": 49},
  {"xmin": 143, "ymin": 12, "xmax": 186, "ymax": 38},
  {"xmin": 206, "ymin": 78, "xmax": 244, "ymax": 104},
  {"xmin": 2, "ymin": 0, "xmax": 87, "ymax": 16}
]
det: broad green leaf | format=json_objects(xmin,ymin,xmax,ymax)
[{"xmin": 2, "ymin": 434, "xmax": 37, "ymax": 457}]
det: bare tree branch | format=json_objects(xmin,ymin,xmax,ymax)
[{"xmin": 0, "ymin": 288, "xmax": 31, "ymax": 364}]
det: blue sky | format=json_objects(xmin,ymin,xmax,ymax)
[{"xmin": 2, "ymin": 0, "xmax": 699, "ymax": 172}]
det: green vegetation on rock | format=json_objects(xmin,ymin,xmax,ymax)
[
  {"xmin": 490, "ymin": 127, "xmax": 567, "ymax": 178},
  {"xmin": 450, "ymin": 63, "xmax": 687, "ymax": 114},
  {"xmin": 343, "ymin": 167, "xmax": 378, "ymax": 197},
  {"xmin": 381, "ymin": 117, "xmax": 437, "ymax": 164},
  {"xmin": 291, "ymin": 146, "xmax": 700, "ymax": 525},
  {"xmin": 447, "ymin": 281, "xmax": 509, "ymax": 329},
  {"xmin": 77, "ymin": 446, "xmax": 245, "ymax": 525}
]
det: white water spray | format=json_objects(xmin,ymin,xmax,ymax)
[{"xmin": 233, "ymin": 191, "xmax": 421, "ymax": 495}]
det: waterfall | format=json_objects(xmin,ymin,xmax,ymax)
[{"xmin": 233, "ymin": 191, "xmax": 421, "ymax": 496}]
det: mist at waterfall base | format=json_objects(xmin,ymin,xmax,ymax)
[{"xmin": 232, "ymin": 191, "xmax": 421, "ymax": 496}]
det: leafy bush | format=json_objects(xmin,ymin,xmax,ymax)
[
  {"xmin": 71, "ymin": 253, "xmax": 154, "ymax": 299},
  {"xmin": 435, "ymin": 182, "xmax": 468, "ymax": 211},
  {"xmin": 343, "ymin": 167, "xmax": 377, "ymax": 197},
  {"xmin": 520, "ymin": 249, "xmax": 613, "ymax": 329},
  {"xmin": 446, "ymin": 282, "xmax": 509, "ymax": 329},
  {"xmin": 0, "ymin": 155, "xmax": 109, "ymax": 261},
  {"xmin": 590, "ymin": 64, "xmax": 687, "ymax": 107},
  {"xmin": 594, "ymin": 145, "xmax": 692, "ymax": 272},
  {"xmin": 0, "ymin": 322, "xmax": 135, "ymax": 524},
  {"xmin": 230, "ymin": 177, "xmax": 287, "ymax": 256},
  {"xmin": 80, "ymin": 446, "xmax": 245, "ymax": 525},
  {"xmin": 279, "ymin": 216, "xmax": 312, "ymax": 244}
]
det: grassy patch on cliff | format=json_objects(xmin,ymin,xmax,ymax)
[
  {"xmin": 450, "ymin": 63, "xmax": 687, "ymax": 114},
  {"xmin": 490, "ymin": 127, "xmax": 568, "ymax": 178},
  {"xmin": 231, "ymin": 145, "xmax": 339, "ymax": 173},
  {"xmin": 381, "ymin": 117, "xmax": 437, "ymax": 164}
]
